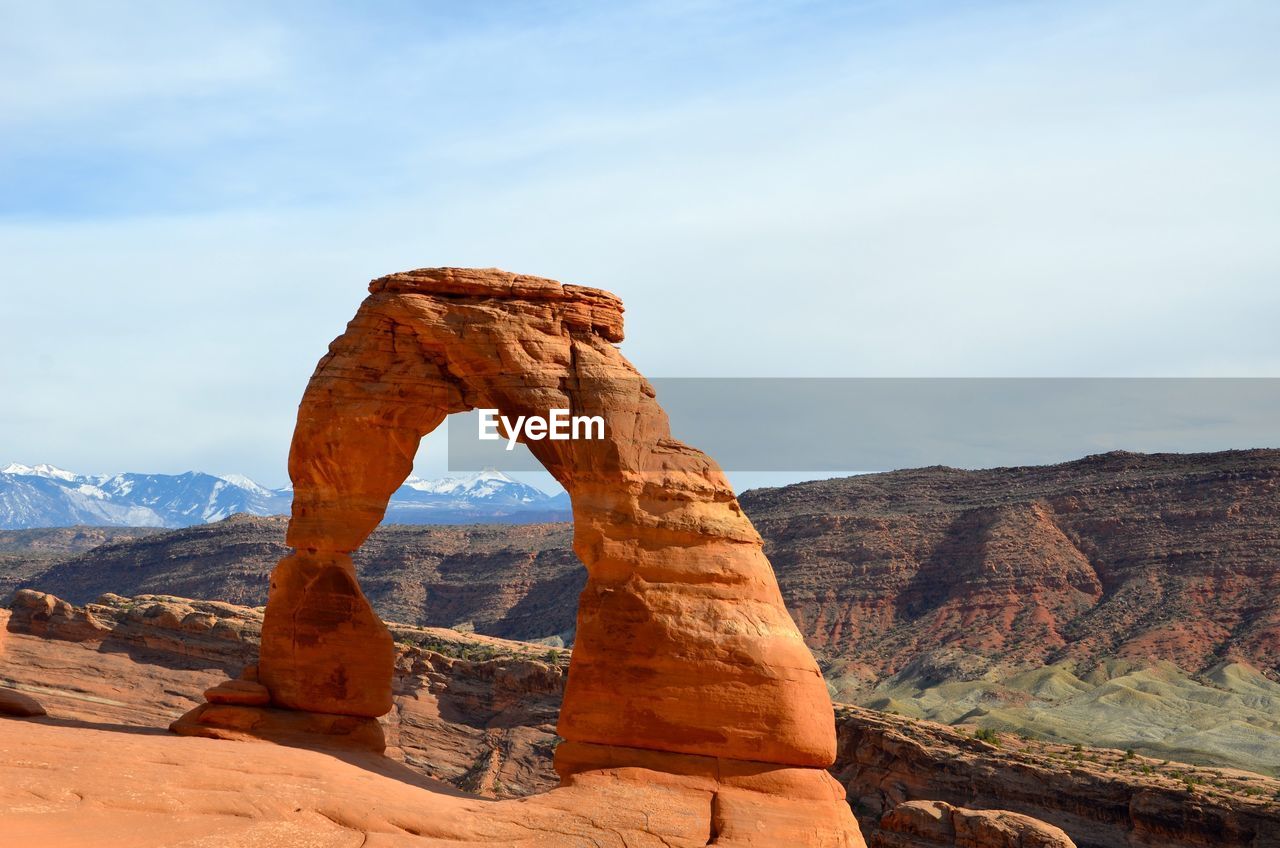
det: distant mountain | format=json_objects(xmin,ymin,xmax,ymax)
[
  {"xmin": 0, "ymin": 464, "xmax": 286, "ymax": 529},
  {"xmin": 388, "ymin": 470, "xmax": 572, "ymax": 524},
  {"xmin": 0, "ymin": 464, "xmax": 568, "ymax": 529}
]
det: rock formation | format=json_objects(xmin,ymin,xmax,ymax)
[
  {"xmin": 834, "ymin": 705, "xmax": 1280, "ymax": 848},
  {"xmin": 873, "ymin": 801, "xmax": 1076, "ymax": 848},
  {"xmin": 748, "ymin": 448, "xmax": 1280, "ymax": 685},
  {"xmin": 3, "ymin": 590, "xmax": 567, "ymax": 796},
  {"xmin": 0, "ymin": 688, "xmax": 44, "ymax": 717},
  {"xmin": 172, "ymin": 267, "xmax": 863, "ymax": 844}
]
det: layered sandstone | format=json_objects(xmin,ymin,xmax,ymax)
[
  {"xmin": 175, "ymin": 267, "xmax": 861, "ymax": 844},
  {"xmin": 2, "ymin": 590, "xmax": 564, "ymax": 797},
  {"xmin": 750, "ymin": 449, "xmax": 1280, "ymax": 685},
  {"xmin": 8, "ymin": 591, "xmax": 1280, "ymax": 846},
  {"xmin": 835, "ymin": 705, "xmax": 1280, "ymax": 848},
  {"xmin": 0, "ymin": 687, "xmax": 44, "ymax": 717},
  {"xmin": 874, "ymin": 801, "xmax": 1076, "ymax": 848}
]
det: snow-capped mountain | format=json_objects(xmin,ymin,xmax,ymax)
[
  {"xmin": 1, "ymin": 463, "xmax": 81, "ymax": 481},
  {"xmin": 400, "ymin": 470, "xmax": 548, "ymax": 503},
  {"xmin": 388, "ymin": 469, "xmax": 570, "ymax": 523},
  {"xmin": 0, "ymin": 465, "xmax": 568, "ymax": 529},
  {"xmin": 0, "ymin": 466, "xmax": 291, "ymax": 529}
]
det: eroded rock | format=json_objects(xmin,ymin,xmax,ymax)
[
  {"xmin": 204, "ymin": 679, "xmax": 271, "ymax": 706},
  {"xmin": 0, "ymin": 687, "xmax": 45, "ymax": 717},
  {"xmin": 874, "ymin": 800, "xmax": 1076, "ymax": 848},
  {"xmin": 176, "ymin": 267, "xmax": 863, "ymax": 845}
]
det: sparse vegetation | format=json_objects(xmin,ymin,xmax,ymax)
[{"xmin": 973, "ymin": 727, "xmax": 1000, "ymax": 746}]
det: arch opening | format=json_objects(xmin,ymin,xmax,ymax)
[{"xmin": 250, "ymin": 266, "xmax": 837, "ymax": 771}]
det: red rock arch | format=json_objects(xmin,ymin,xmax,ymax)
[
  {"xmin": 171, "ymin": 267, "xmax": 866, "ymax": 845},
  {"xmin": 263, "ymin": 267, "xmax": 837, "ymax": 769}
]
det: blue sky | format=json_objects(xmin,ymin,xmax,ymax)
[{"xmin": 2, "ymin": 0, "xmax": 1278, "ymax": 488}]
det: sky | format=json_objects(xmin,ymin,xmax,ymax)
[{"xmin": 2, "ymin": 0, "xmax": 1278, "ymax": 490}]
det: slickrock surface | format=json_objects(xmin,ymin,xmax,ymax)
[
  {"xmin": 1, "ymin": 596, "xmax": 855, "ymax": 846},
  {"xmin": 874, "ymin": 800, "xmax": 1075, "ymax": 848},
  {"xmin": 8, "ymin": 717, "xmax": 804, "ymax": 848},
  {"xmin": 7, "ymin": 591, "xmax": 1280, "ymax": 846}
]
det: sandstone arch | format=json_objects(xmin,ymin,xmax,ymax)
[{"xmin": 187, "ymin": 267, "xmax": 864, "ymax": 844}]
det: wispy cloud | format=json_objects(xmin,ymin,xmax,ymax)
[{"xmin": 2, "ymin": 0, "xmax": 1277, "ymax": 484}]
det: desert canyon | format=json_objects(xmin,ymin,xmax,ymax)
[{"xmin": 3, "ymin": 269, "xmax": 1279, "ymax": 847}]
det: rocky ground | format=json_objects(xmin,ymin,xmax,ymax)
[
  {"xmin": 4, "ymin": 590, "xmax": 1278, "ymax": 847},
  {"xmin": 837, "ymin": 705, "xmax": 1280, "ymax": 847},
  {"xmin": 1, "ymin": 590, "xmax": 565, "ymax": 799}
]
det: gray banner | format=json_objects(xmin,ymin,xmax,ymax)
[{"xmin": 445, "ymin": 378, "xmax": 1280, "ymax": 472}]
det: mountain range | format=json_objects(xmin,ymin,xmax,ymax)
[{"xmin": 0, "ymin": 463, "xmax": 569, "ymax": 530}]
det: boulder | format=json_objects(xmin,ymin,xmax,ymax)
[
  {"xmin": 0, "ymin": 687, "xmax": 45, "ymax": 718},
  {"xmin": 875, "ymin": 800, "xmax": 1075, "ymax": 848}
]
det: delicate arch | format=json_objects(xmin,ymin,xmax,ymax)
[{"xmin": 259, "ymin": 267, "xmax": 836, "ymax": 768}]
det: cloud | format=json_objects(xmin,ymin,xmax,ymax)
[{"xmin": 1, "ymin": 0, "xmax": 1278, "ymax": 484}]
